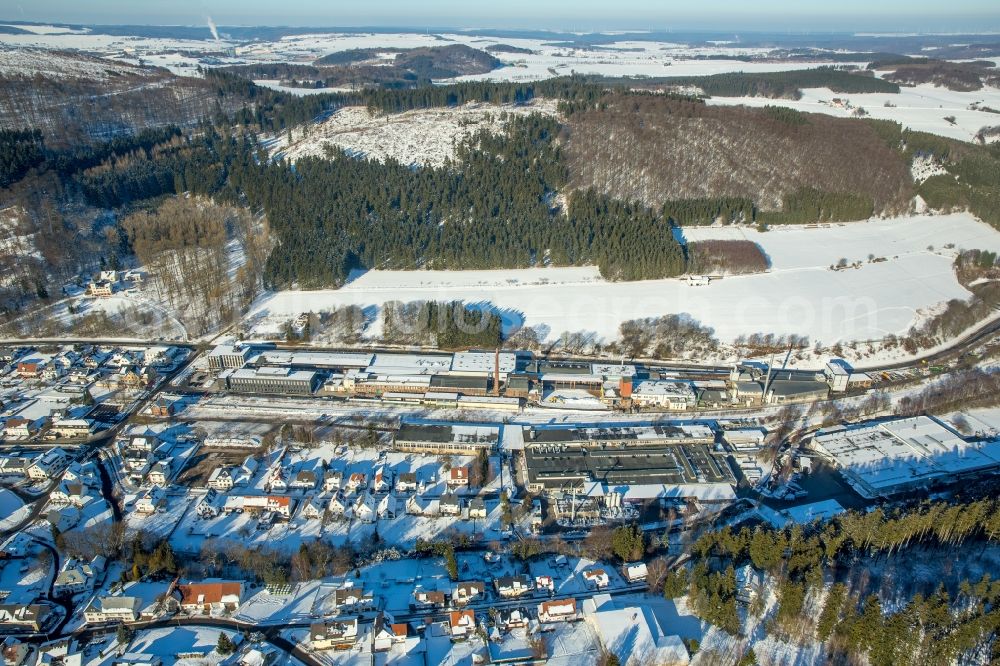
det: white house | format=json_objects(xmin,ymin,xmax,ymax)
[
  {"xmin": 624, "ymin": 562, "xmax": 648, "ymax": 583},
  {"xmin": 207, "ymin": 468, "xmax": 234, "ymax": 491},
  {"xmin": 583, "ymin": 569, "xmax": 610, "ymax": 589},
  {"xmin": 372, "ymin": 466, "xmax": 391, "ymax": 493},
  {"xmin": 27, "ymin": 447, "xmax": 69, "ymax": 480},
  {"xmin": 301, "ymin": 496, "xmax": 326, "ymax": 520},
  {"xmin": 538, "ymin": 598, "xmax": 578, "ymax": 623},
  {"xmin": 135, "ymin": 486, "xmax": 166, "ymax": 514},
  {"xmin": 354, "ymin": 492, "xmax": 377, "ymax": 523}
]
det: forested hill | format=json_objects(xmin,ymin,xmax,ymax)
[
  {"xmin": 563, "ymin": 94, "xmax": 914, "ymax": 214},
  {"xmin": 0, "ymin": 50, "xmax": 231, "ymax": 147}
]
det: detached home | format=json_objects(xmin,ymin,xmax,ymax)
[{"xmin": 177, "ymin": 582, "xmax": 242, "ymax": 614}]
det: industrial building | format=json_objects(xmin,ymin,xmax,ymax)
[
  {"xmin": 207, "ymin": 344, "xmax": 252, "ymax": 371},
  {"xmin": 812, "ymin": 416, "xmax": 1000, "ymax": 498},
  {"xmin": 521, "ymin": 424, "xmax": 733, "ymax": 494},
  {"xmin": 629, "ymin": 380, "xmax": 698, "ymax": 410},
  {"xmin": 394, "ymin": 422, "xmax": 500, "ymax": 454},
  {"xmin": 526, "ymin": 424, "xmax": 715, "ymax": 449},
  {"xmin": 225, "ymin": 367, "xmax": 319, "ymax": 395}
]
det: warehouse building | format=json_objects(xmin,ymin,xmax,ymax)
[
  {"xmin": 522, "ymin": 424, "xmax": 732, "ymax": 494},
  {"xmin": 812, "ymin": 415, "xmax": 1000, "ymax": 498},
  {"xmin": 225, "ymin": 366, "xmax": 319, "ymax": 395},
  {"xmin": 526, "ymin": 424, "xmax": 715, "ymax": 449},
  {"xmin": 394, "ymin": 422, "xmax": 500, "ymax": 454}
]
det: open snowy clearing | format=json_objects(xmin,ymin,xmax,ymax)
[
  {"xmin": 246, "ymin": 212, "xmax": 1000, "ymax": 346},
  {"xmin": 271, "ymin": 100, "xmax": 558, "ymax": 167},
  {"xmin": 0, "ymin": 489, "xmax": 28, "ymax": 532},
  {"xmin": 707, "ymin": 82, "xmax": 1000, "ymax": 142}
]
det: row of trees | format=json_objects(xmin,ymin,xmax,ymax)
[{"xmin": 382, "ymin": 300, "xmax": 504, "ymax": 349}]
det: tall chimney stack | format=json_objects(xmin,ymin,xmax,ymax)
[{"xmin": 494, "ymin": 348, "xmax": 501, "ymax": 396}]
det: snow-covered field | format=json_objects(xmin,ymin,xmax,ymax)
[
  {"xmin": 272, "ymin": 100, "xmax": 557, "ymax": 167},
  {"xmin": 245, "ymin": 212, "xmax": 1000, "ymax": 347},
  {"xmin": 0, "ymin": 489, "xmax": 29, "ymax": 532},
  {"xmin": 708, "ymin": 82, "xmax": 1000, "ymax": 143}
]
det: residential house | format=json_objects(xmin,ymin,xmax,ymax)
[
  {"xmin": 377, "ymin": 494, "xmax": 397, "ymax": 520},
  {"xmin": 0, "ymin": 604, "xmax": 54, "ymax": 632},
  {"xmin": 50, "ymin": 479, "xmax": 90, "ymax": 507},
  {"xmin": 83, "ymin": 596, "xmax": 139, "ymax": 624},
  {"xmin": 372, "ymin": 613, "xmax": 408, "ymax": 652},
  {"xmin": 468, "ymin": 497, "xmax": 487, "ymax": 519},
  {"xmin": 327, "ymin": 494, "xmax": 349, "ymax": 519},
  {"xmin": 448, "ymin": 466, "xmax": 470, "ymax": 488},
  {"xmin": 583, "ymin": 569, "xmax": 610, "ymax": 590},
  {"xmin": 125, "ymin": 434, "xmax": 155, "ymax": 452},
  {"xmin": 27, "ymin": 447, "xmax": 68, "ymax": 480},
  {"xmin": 323, "ymin": 470, "xmax": 342, "ymax": 492},
  {"xmin": 46, "ymin": 506, "xmax": 80, "ymax": 531},
  {"xmin": 148, "ymin": 398, "xmax": 175, "ymax": 418},
  {"xmin": 371, "ymin": 466, "xmax": 391, "ymax": 493},
  {"xmin": 735, "ymin": 564, "xmax": 764, "ymax": 605},
  {"xmin": 449, "ymin": 609, "xmax": 476, "ymax": 639},
  {"xmin": 0, "ymin": 456, "xmax": 26, "ymax": 477},
  {"xmin": 195, "ymin": 491, "xmax": 222, "ymax": 519},
  {"xmin": 346, "ymin": 472, "xmax": 367, "ymax": 493},
  {"xmin": 1, "ymin": 637, "xmax": 31, "ymax": 666},
  {"xmin": 266, "ymin": 467, "xmax": 287, "ymax": 493},
  {"xmin": 497, "ymin": 608, "xmax": 530, "ymax": 632},
  {"xmin": 222, "ymin": 496, "xmax": 294, "ymax": 518},
  {"xmin": 177, "ymin": 582, "xmax": 242, "ymax": 614},
  {"xmin": 16, "ymin": 361, "xmax": 41, "ymax": 379},
  {"xmin": 310, "ymin": 618, "xmax": 358, "ymax": 650},
  {"xmin": 135, "ymin": 486, "xmax": 166, "ymax": 514},
  {"xmin": 452, "ymin": 581, "xmax": 485, "ymax": 606},
  {"xmin": 412, "ymin": 589, "xmax": 446, "ymax": 610},
  {"xmin": 207, "ymin": 467, "xmax": 235, "ymax": 491},
  {"xmin": 147, "ymin": 461, "xmax": 171, "ymax": 487},
  {"xmin": 623, "ymin": 562, "xmax": 648, "ymax": 583},
  {"xmin": 439, "ymin": 491, "xmax": 461, "ymax": 517},
  {"xmin": 301, "ymin": 496, "xmax": 326, "ymax": 520},
  {"xmin": 354, "ymin": 492, "xmax": 377, "ymax": 523},
  {"xmin": 329, "ymin": 587, "xmax": 374, "ymax": 612},
  {"xmin": 49, "ymin": 419, "xmax": 92, "ymax": 439},
  {"xmin": 405, "ymin": 494, "xmax": 432, "ymax": 516},
  {"xmin": 534, "ymin": 575, "xmax": 555, "ymax": 594},
  {"xmin": 495, "ymin": 575, "xmax": 533, "ymax": 598},
  {"xmin": 236, "ymin": 456, "xmax": 259, "ymax": 486},
  {"xmin": 289, "ymin": 470, "xmax": 317, "ymax": 491},
  {"xmin": 538, "ymin": 598, "xmax": 578, "ymax": 623},
  {"xmin": 394, "ymin": 472, "xmax": 417, "ymax": 493},
  {"xmin": 4, "ymin": 419, "xmax": 38, "ymax": 442},
  {"xmin": 53, "ymin": 558, "xmax": 102, "ymax": 596}
]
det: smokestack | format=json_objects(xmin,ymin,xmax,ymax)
[
  {"xmin": 494, "ymin": 348, "xmax": 501, "ymax": 396},
  {"xmin": 206, "ymin": 16, "xmax": 220, "ymax": 42}
]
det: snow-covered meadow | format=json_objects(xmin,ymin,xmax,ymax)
[
  {"xmin": 708, "ymin": 82, "xmax": 1000, "ymax": 143},
  {"xmin": 244, "ymin": 212, "xmax": 1000, "ymax": 348}
]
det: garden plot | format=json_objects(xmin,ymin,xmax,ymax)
[
  {"xmin": 271, "ymin": 100, "xmax": 557, "ymax": 168},
  {"xmin": 244, "ymin": 212, "xmax": 1000, "ymax": 348}
]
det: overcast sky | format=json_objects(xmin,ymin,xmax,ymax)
[{"xmin": 4, "ymin": 0, "xmax": 999, "ymax": 33}]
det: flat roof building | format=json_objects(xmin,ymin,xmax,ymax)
[
  {"xmin": 394, "ymin": 422, "xmax": 500, "ymax": 454},
  {"xmin": 226, "ymin": 366, "xmax": 318, "ymax": 395},
  {"xmin": 812, "ymin": 415, "xmax": 1000, "ymax": 498}
]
